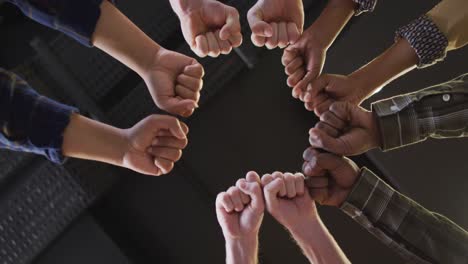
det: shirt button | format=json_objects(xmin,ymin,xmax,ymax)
[{"xmin": 443, "ymin": 94, "xmax": 451, "ymax": 102}]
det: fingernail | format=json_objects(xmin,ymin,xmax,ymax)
[
  {"xmin": 147, "ymin": 147, "xmax": 153, "ymax": 154},
  {"xmin": 152, "ymin": 138, "xmax": 158, "ymax": 146},
  {"xmin": 305, "ymin": 93, "xmax": 311, "ymax": 102},
  {"xmin": 239, "ymin": 181, "xmax": 246, "ymax": 188}
]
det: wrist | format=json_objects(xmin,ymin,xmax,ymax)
[
  {"xmin": 226, "ymin": 235, "xmax": 258, "ymax": 264},
  {"xmin": 288, "ymin": 216, "xmax": 321, "ymax": 242},
  {"xmin": 307, "ymin": 0, "xmax": 356, "ymax": 49},
  {"xmin": 140, "ymin": 44, "xmax": 163, "ymax": 81},
  {"xmin": 348, "ymin": 70, "xmax": 376, "ymax": 103},
  {"xmin": 170, "ymin": 0, "xmax": 203, "ymax": 17},
  {"xmin": 62, "ymin": 114, "xmax": 128, "ymax": 167}
]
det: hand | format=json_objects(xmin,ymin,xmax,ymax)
[
  {"xmin": 247, "ymin": 0, "xmax": 304, "ymax": 49},
  {"xmin": 310, "ymin": 101, "xmax": 381, "ymax": 156},
  {"xmin": 122, "ymin": 115, "xmax": 189, "ymax": 176},
  {"xmin": 171, "ymin": 0, "xmax": 242, "ymax": 58},
  {"xmin": 302, "ymin": 74, "xmax": 369, "ymax": 116},
  {"xmin": 261, "ymin": 172, "xmax": 318, "ymax": 232},
  {"xmin": 216, "ymin": 172, "xmax": 264, "ymax": 240},
  {"xmin": 143, "ymin": 48, "xmax": 204, "ymax": 117},
  {"xmin": 302, "ymin": 148, "xmax": 360, "ymax": 206},
  {"xmin": 282, "ymin": 27, "xmax": 327, "ymax": 100}
]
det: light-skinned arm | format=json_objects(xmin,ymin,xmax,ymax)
[
  {"xmin": 261, "ymin": 172, "xmax": 350, "ymax": 264},
  {"xmin": 92, "ymin": 1, "xmax": 204, "ymax": 117},
  {"xmin": 62, "ymin": 113, "xmax": 188, "ymax": 176},
  {"xmin": 216, "ymin": 172, "xmax": 265, "ymax": 264}
]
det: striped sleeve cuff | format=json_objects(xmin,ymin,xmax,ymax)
[
  {"xmin": 371, "ymin": 97, "xmax": 421, "ymax": 151},
  {"xmin": 352, "ymin": 0, "xmax": 377, "ymax": 16},
  {"xmin": 395, "ymin": 15, "xmax": 448, "ymax": 68}
]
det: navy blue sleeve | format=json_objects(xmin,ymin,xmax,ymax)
[
  {"xmin": 7, "ymin": 0, "xmax": 108, "ymax": 46},
  {"xmin": 0, "ymin": 69, "xmax": 78, "ymax": 163}
]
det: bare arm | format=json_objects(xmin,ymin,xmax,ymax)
[
  {"xmin": 92, "ymin": 0, "xmax": 159, "ymax": 78},
  {"xmin": 290, "ymin": 218, "xmax": 350, "ymax": 264},
  {"xmin": 62, "ymin": 113, "xmax": 127, "ymax": 167}
]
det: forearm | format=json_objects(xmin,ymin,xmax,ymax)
[
  {"xmin": 169, "ymin": 0, "xmax": 195, "ymax": 16},
  {"xmin": 225, "ymin": 236, "xmax": 258, "ymax": 264},
  {"xmin": 350, "ymin": 38, "xmax": 418, "ymax": 100},
  {"xmin": 342, "ymin": 168, "xmax": 468, "ymax": 263},
  {"xmin": 372, "ymin": 73, "xmax": 468, "ymax": 151},
  {"xmin": 62, "ymin": 113, "xmax": 127, "ymax": 167},
  {"xmin": 290, "ymin": 219, "xmax": 350, "ymax": 264},
  {"xmin": 308, "ymin": 0, "xmax": 357, "ymax": 49},
  {"xmin": 92, "ymin": 1, "xmax": 160, "ymax": 78}
]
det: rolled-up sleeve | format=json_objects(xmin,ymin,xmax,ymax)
[
  {"xmin": 7, "ymin": 0, "xmax": 110, "ymax": 46},
  {"xmin": 352, "ymin": 0, "xmax": 377, "ymax": 16},
  {"xmin": 395, "ymin": 0, "xmax": 468, "ymax": 68},
  {"xmin": 0, "ymin": 69, "xmax": 78, "ymax": 163},
  {"xmin": 371, "ymin": 73, "xmax": 468, "ymax": 151}
]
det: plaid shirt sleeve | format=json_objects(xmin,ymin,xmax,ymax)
[
  {"xmin": 0, "ymin": 69, "xmax": 78, "ymax": 163},
  {"xmin": 341, "ymin": 167, "xmax": 468, "ymax": 264},
  {"xmin": 371, "ymin": 73, "xmax": 468, "ymax": 151},
  {"xmin": 6, "ymin": 0, "xmax": 109, "ymax": 47}
]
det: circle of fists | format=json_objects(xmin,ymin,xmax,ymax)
[{"xmin": 216, "ymin": 171, "xmax": 318, "ymax": 239}]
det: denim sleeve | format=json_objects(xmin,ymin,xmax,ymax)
[
  {"xmin": 7, "ymin": 0, "xmax": 110, "ymax": 47},
  {"xmin": 0, "ymin": 69, "xmax": 78, "ymax": 163}
]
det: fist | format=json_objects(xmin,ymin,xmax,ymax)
[
  {"xmin": 248, "ymin": 0, "xmax": 304, "ymax": 49},
  {"xmin": 302, "ymin": 148, "xmax": 360, "ymax": 206},
  {"xmin": 174, "ymin": 0, "xmax": 242, "ymax": 57},
  {"xmin": 143, "ymin": 48, "xmax": 204, "ymax": 117},
  {"xmin": 122, "ymin": 115, "xmax": 189, "ymax": 176},
  {"xmin": 261, "ymin": 172, "xmax": 318, "ymax": 231},
  {"xmin": 310, "ymin": 101, "xmax": 381, "ymax": 156},
  {"xmin": 216, "ymin": 172, "xmax": 264, "ymax": 240}
]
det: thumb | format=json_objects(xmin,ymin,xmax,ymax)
[
  {"xmin": 156, "ymin": 115, "xmax": 186, "ymax": 140},
  {"xmin": 263, "ymin": 178, "xmax": 285, "ymax": 210},
  {"xmin": 309, "ymin": 127, "xmax": 344, "ymax": 154},
  {"xmin": 220, "ymin": 7, "xmax": 241, "ymax": 40},
  {"xmin": 159, "ymin": 97, "xmax": 198, "ymax": 118},
  {"xmin": 237, "ymin": 179, "xmax": 263, "ymax": 211},
  {"xmin": 247, "ymin": 7, "xmax": 273, "ymax": 37},
  {"xmin": 308, "ymin": 152, "xmax": 345, "ymax": 175},
  {"xmin": 329, "ymin": 101, "xmax": 366, "ymax": 128},
  {"xmin": 308, "ymin": 73, "xmax": 329, "ymax": 99},
  {"xmin": 329, "ymin": 101, "xmax": 353, "ymax": 123}
]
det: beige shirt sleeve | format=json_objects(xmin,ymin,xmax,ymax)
[{"xmin": 427, "ymin": 0, "xmax": 468, "ymax": 51}]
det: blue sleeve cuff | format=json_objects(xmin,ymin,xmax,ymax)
[
  {"xmin": 10, "ymin": 0, "xmax": 112, "ymax": 47},
  {"xmin": 0, "ymin": 69, "xmax": 78, "ymax": 164},
  {"xmin": 29, "ymin": 97, "xmax": 79, "ymax": 163}
]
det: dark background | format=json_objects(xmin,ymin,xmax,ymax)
[{"xmin": 0, "ymin": 0, "xmax": 467, "ymax": 263}]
